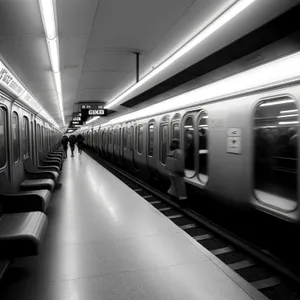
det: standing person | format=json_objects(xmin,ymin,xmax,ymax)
[
  {"xmin": 165, "ymin": 139, "xmax": 188, "ymax": 208},
  {"xmin": 76, "ymin": 134, "xmax": 84, "ymax": 155},
  {"xmin": 69, "ymin": 134, "xmax": 76, "ymax": 157},
  {"xmin": 62, "ymin": 135, "xmax": 69, "ymax": 158}
]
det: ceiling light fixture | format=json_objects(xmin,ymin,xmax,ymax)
[
  {"xmin": 100, "ymin": 50, "xmax": 300, "ymax": 127},
  {"xmin": 39, "ymin": 0, "xmax": 65, "ymax": 126},
  {"xmin": 105, "ymin": 0, "xmax": 256, "ymax": 110},
  {"xmin": 278, "ymin": 121, "xmax": 299, "ymax": 125},
  {"xmin": 280, "ymin": 109, "xmax": 298, "ymax": 114},
  {"xmin": 260, "ymin": 99, "xmax": 295, "ymax": 107},
  {"xmin": 277, "ymin": 114, "xmax": 298, "ymax": 118},
  {"xmin": 86, "ymin": 116, "xmax": 100, "ymax": 124}
]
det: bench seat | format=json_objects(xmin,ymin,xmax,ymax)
[
  {"xmin": 0, "ymin": 212, "xmax": 48, "ymax": 258},
  {"xmin": 1, "ymin": 189, "xmax": 51, "ymax": 213},
  {"xmin": 21, "ymin": 178, "xmax": 55, "ymax": 192}
]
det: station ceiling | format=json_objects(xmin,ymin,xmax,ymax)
[{"xmin": 0, "ymin": 0, "xmax": 299, "ymax": 129}]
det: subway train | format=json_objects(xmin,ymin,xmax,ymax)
[
  {"xmin": 79, "ymin": 49, "xmax": 300, "ymax": 224},
  {"xmin": 0, "ymin": 91, "xmax": 62, "ymax": 193}
]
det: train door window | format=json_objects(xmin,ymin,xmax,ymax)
[
  {"xmin": 184, "ymin": 116, "xmax": 194, "ymax": 175},
  {"xmin": 114, "ymin": 129, "xmax": 118, "ymax": 149},
  {"xmin": 137, "ymin": 125, "xmax": 143, "ymax": 154},
  {"xmin": 123, "ymin": 127, "xmax": 127, "ymax": 150},
  {"xmin": 130, "ymin": 126, "xmax": 134, "ymax": 150},
  {"xmin": 119, "ymin": 128, "xmax": 121, "ymax": 154},
  {"xmin": 197, "ymin": 112, "xmax": 209, "ymax": 184},
  {"xmin": 31, "ymin": 122, "xmax": 34, "ymax": 158},
  {"xmin": 12, "ymin": 112, "xmax": 20, "ymax": 163},
  {"xmin": 148, "ymin": 124, "xmax": 154, "ymax": 157},
  {"xmin": 0, "ymin": 107, "xmax": 7, "ymax": 168},
  {"xmin": 41, "ymin": 126, "xmax": 44, "ymax": 150},
  {"xmin": 102, "ymin": 130, "xmax": 106, "ymax": 151},
  {"xmin": 172, "ymin": 123, "xmax": 180, "ymax": 140},
  {"xmin": 254, "ymin": 97, "xmax": 298, "ymax": 211},
  {"xmin": 109, "ymin": 130, "xmax": 113, "ymax": 147},
  {"xmin": 23, "ymin": 117, "xmax": 29, "ymax": 158},
  {"xmin": 159, "ymin": 124, "xmax": 169, "ymax": 165}
]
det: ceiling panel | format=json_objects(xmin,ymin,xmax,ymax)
[
  {"xmin": 87, "ymin": 0, "xmax": 195, "ymax": 51},
  {"xmin": 76, "ymin": 88, "xmax": 113, "ymax": 102},
  {"xmin": 82, "ymin": 49, "xmax": 136, "ymax": 72},
  {"xmin": 78, "ymin": 70, "xmax": 128, "ymax": 89},
  {"xmin": 57, "ymin": 0, "xmax": 99, "ymax": 35},
  {"xmin": 0, "ymin": 0, "xmax": 44, "ymax": 37}
]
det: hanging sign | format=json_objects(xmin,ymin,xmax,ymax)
[{"xmin": 81, "ymin": 104, "xmax": 107, "ymax": 121}]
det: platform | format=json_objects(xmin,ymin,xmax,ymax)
[{"xmin": 0, "ymin": 149, "xmax": 268, "ymax": 300}]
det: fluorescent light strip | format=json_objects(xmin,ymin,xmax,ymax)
[
  {"xmin": 86, "ymin": 116, "xmax": 100, "ymax": 124},
  {"xmin": 277, "ymin": 114, "xmax": 298, "ymax": 118},
  {"xmin": 280, "ymin": 109, "xmax": 298, "ymax": 114},
  {"xmin": 47, "ymin": 38, "xmax": 60, "ymax": 73},
  {"xmin": 54, "ymin": 72, "xmax": 62, "ymax": 94},
  {"xmin": 279, "ymin": 121, "xmax": 299, "ymax": 125},
  {"xmin": 260, "ymin": 99, "xmax": 294, "ymax": 107},
  {"xmin": 105, "ymin": 0, "xmax": 255, "ymax": 109},
  {"xmin": 39, "ymin": 0, "xmax": 65, "ymax": 126},
  {"xmin": 38, "ymin": 0, "xmax": 56, "ymax": 39},
  {"xmin": 101, "ymin": 50, "xmax": 300, "ymax": 127}
]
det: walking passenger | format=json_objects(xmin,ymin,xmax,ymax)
[
  {"xmin": 69, "ymin": 134, "xmax": 76, "ymax": 157},
  {"xmin": 76, "ymin": 134, "xmax": 84, "ymax": 155},
  {"xmin": 166, "ymin": 139, "xmax": 188, "ymax": 208},
  {"xmin": 62, "ymin": 135, "xmax": 69, "ymax": 158}
]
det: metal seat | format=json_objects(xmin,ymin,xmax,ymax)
[
  {"xmin": 0, "ymin": 173, "xmax": 51, "ymax": 213},
  {"xmin": 0, "ymin": 210, "xmax": 48, "ymax": 258},
  {"xmin": 21, "ymin": 178, "xmax": 55, "ymax": 192},
  {"xmin": 24, "ymin": 158, "xmax": 59, "ymax": 184}
]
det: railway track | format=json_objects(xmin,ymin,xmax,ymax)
[{"xmin": 84, "ymin": 148, "xmax": 300, "ymax": 300}]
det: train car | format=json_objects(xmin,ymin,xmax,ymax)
[
  {"xmin": 0, "ymin": 91, "xmax": 62, "ymax": 190},
  {"xmin": 79, "ymin": 48, "xmax": 300, "ymax": 224}
]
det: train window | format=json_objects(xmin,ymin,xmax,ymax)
[
  {"xmin": 114, "ymin": 129, "xmax": 118, "ymax": 148},
  {"xmin": 102, "ymin": 130, "xmax": 106, "ymax": 151},
  {"xmin": 109, "ymin": 130, "xmax": 113, "ymax": 146},
  {"xmin": 148, "ymin": 124, "xmax": 154, "ymax": 157},
  {"xmin": 23, "ymin": 117, "xmax": 29, "ymax": 158},
  {"xmin": 130, "ymin": 126, "xmax": 134, "ymax": 150},
  {"xmin": 254, "ymin": 97, "xmax": 298, "ymax": 211},
  {"xmin": 137, "ymin": 125, "xmax": 143, "ymax": 154},
  {"xmin": 41, "ymin": 126, "xmax": 44, "ymax": 150},
  {"xmin": 172, "ymin": 122, "xmax": 179, "ymax": 140},
  {"xmin": 119, "ymin": 128, "xmax": 121, "ymax": 149},
  {"xmin": 12, "ymin": 112, "xmax": 20, "ymax": 163},
  {"xmin": 198, "ymin": 112, "xmax": 209, "ymax": 184},
  {"xmin": 0, "ymin": 107, "xmax": 7, "ymax": 168},
  {"xmin": 184, "ymin": 116, "xmax": 194, "ymax": 174},
  {"xmin": 159, "ymin": 124, "xmax": 169, "ymax": 165},
  {"xmin": 123, "ymin": 127, "xmax": 127, "ymax": 150}
]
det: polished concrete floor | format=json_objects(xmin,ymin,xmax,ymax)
[{"xmin": 0, "ymin": 149, "xmax": 268, "ymax": 299}]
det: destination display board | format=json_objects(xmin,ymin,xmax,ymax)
[{"xmin": 81, "ymin": 104, "xmax": 107, "ymax": 121}]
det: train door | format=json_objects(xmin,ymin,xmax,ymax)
[
  {"xmin": 147, "ymin": 119, "xmax": 156, "ymax": 176},
  {"xmin": 22, "ymin": 111, "xmax": 31, "ymax": 164},
  {"xmin": 0, "ymin": 104, "xmax": 10, "ymax": 180},
  {"xmin": 196, "ymin": 110, "xmax": 209, "ymax": 185},
  {"xmin": 182, "ymin": 111, "xmax": 198, "ymax": 179},
  {"xmin": 133, "ymin": 121, "xmax": 149, "ymax": 179},
  {"xmin": 157, "ymin": 115, "xmax": 170, "ymax": 178},
  {"xmin": 123, "ymin": 123, "xmax": 136, "ymax": 172}
]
